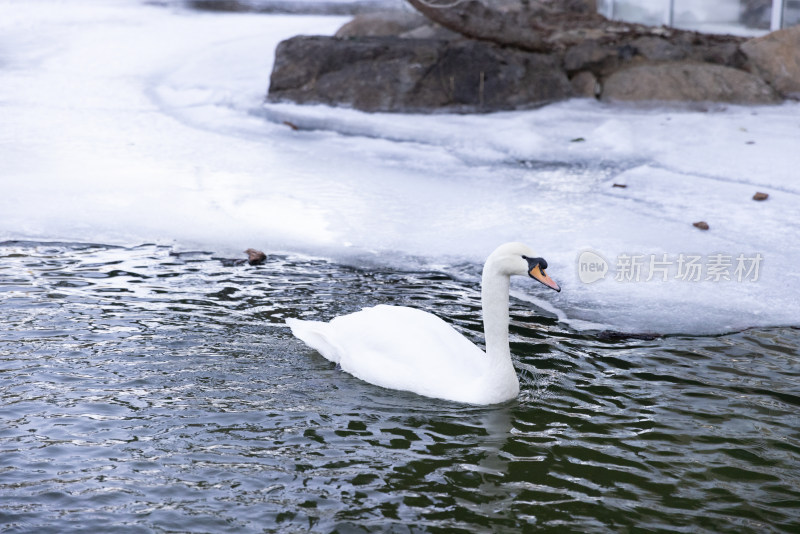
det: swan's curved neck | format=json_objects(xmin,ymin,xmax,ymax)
[{"xmin": 481, "ymin": 264, "xmax": 511, "ymax": 364}]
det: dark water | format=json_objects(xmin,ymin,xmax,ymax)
[{"xmin": 1, "ymin": 242, "xmax": 798, "ymax": 533}]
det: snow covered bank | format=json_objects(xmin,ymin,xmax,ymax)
[{"xmin": 1, "ymin": 0, "xmax": 798, "ymax": 334}]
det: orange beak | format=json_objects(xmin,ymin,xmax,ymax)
[{"xmin": 529, "ymin": 264, "xmax": 561, "ymax": 292}]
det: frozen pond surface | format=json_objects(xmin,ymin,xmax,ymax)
[
  {"xmin": 0, "ymin": 1, "xmax": 799, "ymax": 532},
  {"xmin": 1, "ymin": 0, "xmax": 799, "ymax": 334}
]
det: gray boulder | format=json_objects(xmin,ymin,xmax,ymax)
[
  {"xmin": 334, "ymin": 10, "xmax": 460, "ymax": 40},
  {"xmin": 335, "ymin": 11, "xmax": 428, "ymax": 38},
  {"xmin": 741, "ymin": 25, "xmax": 800, "ymax": 98},
  {"xmin": 629, "ymin": 36, "xmax": 687, "ymax": 62},
  {"xmin": 563, "ymin": 34, "xmax": 746, "ymax": 77},
  {"xmin": 601, "ymin": 61, "xmax": 780, "ymax": 104},
  {"xmin": 399, "ymin": 24, "xmax": 462, "ymax": 41},
  {"xmin": 563, "ymin": 41, "xmax": 622, "ymax": 76},
  {"xmin": 570, "ymin": 71, "xmax": 599, "ymax": 98},
  {"xmin": 631, "ymin": 34, "xmax": 746, "ymax": 68},
  {"xmin": 268, "ymin": 36, "xmax": 574, "ymax": 112}
]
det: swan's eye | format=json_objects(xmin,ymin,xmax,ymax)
[{"xmin": 524, "ymin": 256, "xmax": 548, "ymax": 270}]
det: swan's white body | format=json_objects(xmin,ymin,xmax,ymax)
[
  {"xmin": 286, "ymin": 243, "xmax": 559, "ymax": 405},
  {"xmin": 287, "ymin": 304, "xmax": 519, "ymax": 405}
]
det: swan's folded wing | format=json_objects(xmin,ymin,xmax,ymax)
[{"xmin": 332, "ymin": 307, "xmax": 488, "ymax": 394}]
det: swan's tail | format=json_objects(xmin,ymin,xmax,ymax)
[{"xmin": 286, "ymin": 318, "xmax": 342, "ymax": 364}]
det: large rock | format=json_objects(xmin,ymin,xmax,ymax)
[
  {"xmin": 334, "ymin": 10, "xmax": 461, "ymax": 41},
  {"xmin": 334, "ymin": 11, "xmax": 428, "ymax": 38},
  {"xmin": 268, "ymin": 36, "xmax": 574, "ymax": 112},
  {"xmin": 187, "ymin": 0, "xmax": 392, "ymax": 15},
  {"xmin": 570, "ymin": 71, "xmax": 599, "ymax": 97},
  {"xmin": 563, "ymin": 40, "xmax": 623, "ymax": 75},
  {"xmin": 601, "ymin": 61, "xmax": 780, "ymax": 104},
  {"xmin": 741, "ymin": 25, "xmax": 800, "ymax": 98},
  {"xmin": 399, "ymin": 24, "xmax": 461, "ymax": 40},
  {"xmin": 563, "ymin": 35, "xmax": 746, "ymax": 76}
]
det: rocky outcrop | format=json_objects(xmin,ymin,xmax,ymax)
[
  {"xmin": 741, "ymin": 25, "xmax": 800, "ymax": 98},
  {"xmin": 601, "ymin": 61, "xmax": 780, "ymax": 104},
  {"xmin": 335, "ymin": 10, "xmax": 462, "ymax": 41},
  {"xmin": 570, "ymin": 71, "xmax": 599, "ymax": 97},
  {"xmin": 268, "ymin": 36, "xmax": 573, "ymax": 112},
  {"xmin": 562, "ymin": 34, "xmax": 746, "ymax": 77},
  {"xmin": 335, "ymin": 11, "xmax": 428, "ymax": 38},
  {"xmin": 187, "ymin": 0, "xmax": 392, "ymax": 15},
  {"xmin": 399, "ymin": 23, "xmax": 462, "ymax": 41},
  {"xmin": 268, "ymin": 4, "xmax": 797, "ymax": 112}
]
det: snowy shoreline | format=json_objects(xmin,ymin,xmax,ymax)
[{"xmin": 1, "ymin": 0, "xmax": 798, "ymax": 334}]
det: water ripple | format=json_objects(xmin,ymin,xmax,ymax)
[{"xmin": 1, "ymin": 241, "xmax": 798, "ymax": 533}]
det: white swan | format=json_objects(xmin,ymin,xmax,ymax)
[{"xmin": 286, "ymin": 243, "xmax": 560, "ymax": 405}]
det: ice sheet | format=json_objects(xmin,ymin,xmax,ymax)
[{"xmin": 1, "ymin": 0, "xmax": 798, "ymax": 334}]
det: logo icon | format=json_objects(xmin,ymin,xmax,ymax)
[{"xmin": 577, "ymin": 250, "xmax": 608, "ymax": 284}]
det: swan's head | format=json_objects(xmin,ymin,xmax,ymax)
[{"xmin": 487, "ymin": 242, "xmax": 561, "ymax": 292}]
